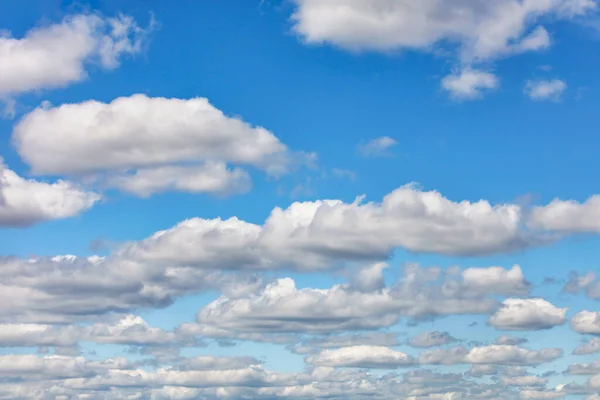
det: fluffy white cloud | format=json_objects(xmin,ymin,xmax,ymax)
[
  {"xmin": 104, "ymin": 162, "xmax": 252, "ymax": 197},
  {"xmin": 12, "ymin": 94, "xmax": 315, "ymax": 197},
  {"xmin": 88, "ymin": 315, "xmax": 177, "ymax": 345},
  {"xmin": 306, "ymin": 345, "xmax": 415, "ymax": 368},
  {"xmin": 525, "ymin": 79, "xmax": 567, "ymax": 101},
  {"xmin": 529, "ymin": 196, "xmax": 600, "ymax": 233},
  {"xmin": 489, "ymin": 298, "xmax": 568, "ymax": 331},
  {"xmin": 571, "ymin": 311, "xmax": 600, "ymax": 334},
  {"xmin": 290, "ymin": 0, "xmax": 593, "ymax": 60},
  {"xmin": 357, "ymin": 136, "xmax": 397, "ymax": 157},
  {"xmin": 122, "ymin": 184, "xmax": 531, "ymax": 266},
  {"xmin": 14, "ymin": 94, "xmax": 290, "ymax": 176},
  {"xmin": 461, "ymin": 265, "xmax": 530, "ymax": 296},
  {"xmin": 441, "ymin": 69, "xmax": 499, "ymax": 100},
  {"xmin": 0, "ymin": 160, "xmax": 100, "ymax": 227},
  {"xmin": 193, "ymin": 265, "xmax": 512, "ymax": 335},
  {"xmin": 0, "ymin": 13, "xmax": 149, "ymax": 97},
  {"xmin": 419, "ymin": 345, "xmax": 562, "ymax": 366}
]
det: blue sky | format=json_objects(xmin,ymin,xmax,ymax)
[{"xmin": 1, "ymin": 0, "xmax": 600, "ymax": 399}]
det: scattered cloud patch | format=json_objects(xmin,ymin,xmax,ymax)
[
  {"xmin": 357, "ymin": 136, "xmax": 397, "ymax": 158},
  {"xmin": 525, "ymin": 79, "xmax": 567, "ymax": 101},
  {"xmin": 441, "ymin": 69, "xmax": 499, "ymax": 100}
]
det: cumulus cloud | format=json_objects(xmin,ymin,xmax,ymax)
[
  {"xmin": 357, "ymin": 136, "xmax": 397, "ymax": 157},
  {"xmin": 525, "ymin": 79, "xmax": 567, "ymax": 101},
  {"xmin": 0, "ymin": 160, "xmax": 100, "ymax": 227},
  {"xmin": 502, "ymin": 375, "xmax": 548, "ymax": 387},
  {"xmin": 306, "ymin": 345, "xmax": 415, "ymax": 368},
  {"xmin": 573, "ymin": 337, "xmax": 600, "ymax": 355},
  {"xmin": 292, "ymin": 333, "xmax": 401, "ymax": 354},
  {"xmin": 290, "ymin": 0, "xmax": 593, "ymax": 100},
  {"xmin": 441, "ymin": 69, "xmax": 499, "ymax": 100},
  {"xmin": 520, "ymin": 389, "xmax": 564, "ymax": 399},
  {"xmin": 0, "ymin": 255, "xmax": 259, "ymax": 324},
  {"xmin": 419, "ymin": 345, "xmax": 562, "ymax": 366},
  {"xmin": 0, "ymin": 13, "xmax": 150, "ymax": 97},
  {"xmin": 461, "ymin": 265, "xmax": 530, "ymax": 296},
  {"xmin": 566, "ymin": 360, "xmax": 600, "ymax": 375},
  {"xmin": 12, "ymin": 94, "xmax": 306, "ymax": 198},
  {"xmin": 104, "ymin": 162, "xmax": 252, "ymax": 197},
  {"xmin": 14, "ymin": 95, "xmax": 289, "ymax": 176},
  {"xmin": 192, "ymin": 264, "xmax": 520, "ymax": 336},
  {"xmin": 489, "ymin": 298, "xmax": 568, "ymax": 331},
  {"xmin": 120, "ymin": 184, "xmax": 534, "ymax": 268},
  {"xmin": 290, "ymin": 0, "xmax": 593, "ymax": 60},
  {"xmin": 563, "ymin": 271, "xmax": 597, "ymax": 293},
  {"xmin": 495, "ymin": 335, "xmax": 529, "ymax": 346},
  {"xmin": 529, "ymin": 196, "xmax": 600, "ymax": 233},
  {"xmin": 571, "ymin": 311, "xmax": 600, "ymax": 334},
  {"xmin": 409, "ymin": 332, "xmax": 457, "ymax": 348}
]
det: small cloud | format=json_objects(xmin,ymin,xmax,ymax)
[
  {"xmin": 441, "ymin": 68, "xmax": 499, "ymax": 100},
  {"xmin": 331, "ymin": 168, "xmax": 356, "ymax": 180},
  {"xmin": 524, "ymin": 79, "xmax": 567, "ymax": 101},
  {"xmin": 357, "ymin": 136, "xmax": 397, "ymax": 158}
]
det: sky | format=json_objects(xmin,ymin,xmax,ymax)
[{"xmin": 1, "ymin": 0, "xmax": 600, "ymax": 399}]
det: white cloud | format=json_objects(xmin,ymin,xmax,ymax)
[
  {"xmin": 495, "ymin": 335, "xmax": 529, "ymax": 346},
  {"xmin": 529, "ymin": 196, "xmax": 600, "ymax": 233},
  {"xmin": 563, "ymin": 271, "xmax": 596, "ymax": 293},
  {"xmin": 441, "ymin": 69, "xmax": 499, "ymax": 100},
  {"xmin": 306, "ymin": 345, "xmax": 415, "ymax": 368},
  {"xmin": 357, "ymin": 136, "xmax": 397, "ymax": 157},
  {"xmin": 525, "ymin": 79, "xmax": 567, "ymax": 101},
  {"xmin": 290, "ymin": 0, "xmax": 594, "ymax": 60},
  {"xmin": 573, "ymin": 337, "xmax": 600, "ymax": 355},
  {"xmin": 291, "ymin": 0, "xmax": 593, "ymax": 101},
  {"xmin": 0, "ymin": 255, "xmax": 256, "ymax": 324},
  {"xmin": 466, "ymin": 345, "xmax": 562, "ymax": 366},
  {"xmin": 348, "ymin": 262, "xmax": 388, "ymax": 292},
  {"xmin": 192, "ymin": 265, "xmax": 514, "ymax": 335},
  {"xmin": 88, "ymin": 315, "xmax": 177, "ymax": 346},
  {"xmin": 0, "ymin": 13, "xmax": 149, "ymax": 97},
  {"xmin": 121, "ymin": 184, "xmax": 531, "ymax": 267},
  {"xmin": 520, "ymin": 389, "xmax": 565, "ymax": 399},
  {"xmin": 462, "ymin": 265, "xmax": 530, "ymax": 296},
  {"xmin": 12, "ymin": 94, "xmax": 316, "ymax": 198},
  {"xmin": 566, "ymin": 360, "xmax": 600, "ymax": 375},
  {"xmin": 409, "ymin": 332, "xmax": 457, "ymax": 348},
  {"xmin": 105, "ymin": 163, "xmax": 252, "ymax": 197},
  {"xmin": 0, "ymin": 160, "xmax": 100, "ymax": 227},
  {"xmin": 14, "ymin": 94, "xmax": 291, "ymax": 177},
  {"xmin": 502, "ymin": 375, "xmax": 548, "ymax": 387},
  {"xmin": 489, "ymin": 298, "xmax": 568, "ymax": 331},
  {"xmin": 0, "ymin": 323, "xmax": 81, "ymax": 348},
  {"xmin": 571, "ymin": 311, "xmax": 600, "ymax": 334},
  {"xmin": 292, "ymin": 333, "xmax": 401, "ymax": 353},
  {"xmin": 419, "ymin": 345, "xmax": 562, "ymax": 366}
]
